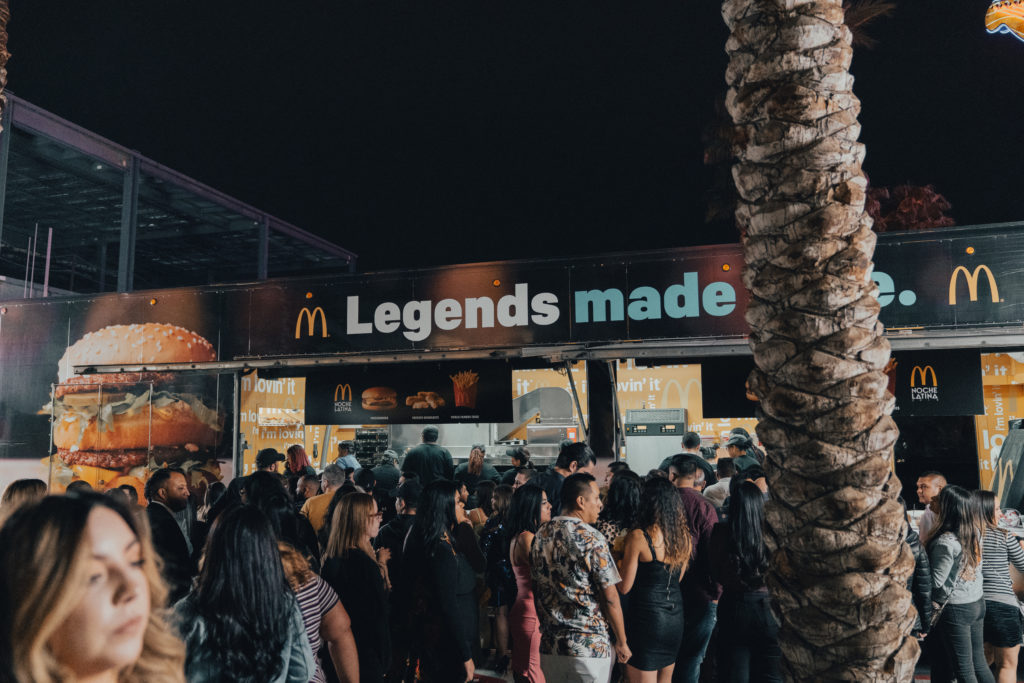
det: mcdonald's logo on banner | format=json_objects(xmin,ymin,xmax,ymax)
[
  {"xmin": 948, "ymin": 265, "xmax": 1000, "ymax": 305},
  {"xmin": 295, "ymin": 307, "xmax": 328, "ymax": 339},
  {"xmin": 910, "ymin": 365, "xmax": 938, "ymax": 387},
  {"xmin": 910, "ymin": 365, "xmax": 939, "ymax": 403},
  {"xmin": 334, "ymin": 384, "xmax": 353, "ymax": 401}
]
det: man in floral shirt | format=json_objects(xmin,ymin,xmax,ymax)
[{"xmin": 531, "ymin": 472, "xmax": 631, "ymax": 681}]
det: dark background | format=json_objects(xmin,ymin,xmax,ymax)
[{"xmin": 8, "ymin": 1, "xmax": 1024, "ymax": 270}]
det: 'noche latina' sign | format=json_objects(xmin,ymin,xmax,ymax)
[
  {"xmin": 889, "ymin": 349, "xmax": 984, "ymax": 417},
  {"xmin": 303, "ymin": 361, "xmax": 513, "ymax": 424}
]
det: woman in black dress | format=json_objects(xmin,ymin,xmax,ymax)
[
  {"xmin": 402, "ymin": 479, "xmax": 482, "ymax": 683},
  {"xmin": 617, "ymin": 476, "xmax": 691, "ymax": 682},
  {"xmin": 709, "ymin": 481, "xmax": 781, "ymax": 683},
  {"xmin": 321, "ymin": 492, "xmax": 391, "ymax": 681}
]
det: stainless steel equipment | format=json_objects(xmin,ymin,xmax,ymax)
[{"xmin": 623, "ymin": 408, "xmax": 687, "ymax": 474}]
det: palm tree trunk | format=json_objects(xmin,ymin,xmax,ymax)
[{"xmin": 722, "ymin": 0, "xmax": 919, "ymax": 679}]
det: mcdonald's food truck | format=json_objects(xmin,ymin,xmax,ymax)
[{"xmin": 1, "ymin": 222, "xmax": 1023, "ymax": 510}]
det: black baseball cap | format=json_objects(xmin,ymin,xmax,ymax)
[
  {"xmin": 389, "ymin": 479, "xmax": 423, "ymax": 505},
  {"xmin": 256, "ymin": 448, "xmax": 286, "ymax": 468}
]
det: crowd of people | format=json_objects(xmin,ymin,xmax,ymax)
[{"xmin": 1, "ymin": 425, "xmax": 1022, "ymax": 683}]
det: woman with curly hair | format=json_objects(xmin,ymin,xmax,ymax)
[
  {"xmin": 0, "ymin": 492, "xmax": 185, "ymax": 683},
  {"xmin": 710, "ymin": 481, "xmax": 780, "ymax": 682},
  {"xmin": 174, "ymin": 505, "xmax": 314, "ymax": 682},
  {"xmin": 617, "ymin": 476, "xmax": 690, "ymax": 682}
]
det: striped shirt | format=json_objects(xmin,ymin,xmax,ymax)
[
  {"xmin": 981, "ymin": 528, "xmax": 1024, "ymax": 607},
  {"xmin": 297, "ymin": 574, "xmax": 340, "ymax": 683}
]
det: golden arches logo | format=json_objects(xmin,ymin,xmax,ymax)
[
  {"xmin": 333, "ymin": 384, "xmax": 353, "ymax": 402},
  {"xmin": 948, "ymin": 265, "xmax": 999, "ymax": 305},
  {"xmin": 910, "ymin": 366, "xmax": 937, "ymax": 387},
  {"xmin": 295, "ymin": 307, "xmax": 328, "ymax": 339}
]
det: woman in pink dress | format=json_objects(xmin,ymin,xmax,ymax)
[{"xmin": 507, "ymin": 485, "xmax": 551, "ymax": 683}]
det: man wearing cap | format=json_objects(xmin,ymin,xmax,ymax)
[
  {"xmin": 335, "ymin": 441, "xmax": 361, "ymax": 471},
  {"xmin": 372, "ymin": 450, "xmax": 402, "ymax": 493},
  {"xmin": 256, "ymin": 448, "xmax": 286, "ymax": 473},
  {"xmin": 401, "ymin": 426, "xmax": 454, "ymax": 486},
  {"xmin": 724, "ymin": 434, "xmax": 759, "ymax": 472}
]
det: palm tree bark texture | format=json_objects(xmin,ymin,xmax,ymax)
[{"xmin": 721, "ymin": 0, "xmax": 919, "ymax": 680}]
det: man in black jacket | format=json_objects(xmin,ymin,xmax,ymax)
[
  {"xmin": 376, "ymin": 479, "xmax": 421, "ymax": 683},
  {"xmin": 401, "ymin": 426, "xmax": 454, "ymax": 486},
  {"xmin": 145, "ymin": 467, "xmax": 196, "ymax": 604}
]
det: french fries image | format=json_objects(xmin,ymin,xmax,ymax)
[{"xmin": 450, "ymin": 370, "xmax": 480, "ymax": 409}]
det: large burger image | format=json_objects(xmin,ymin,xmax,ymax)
[{"xmin": 47, "ymin": 323, "xmax": 223, "ymax": 469}]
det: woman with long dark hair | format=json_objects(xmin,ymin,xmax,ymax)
[
  {"xmin": 596, "ymin": 470, "xmax": 642, "ymax": 557},
  {"xmin": 174, "ymin": 505, "xmax": 314, "ymax": 682},
  {"xmin": 977, "ymin": 490, "xmax": 1024, "ymax": 683},
  {"xmin": 709, "ymin": 481, "xmax": 781, "ymax": 682},
  {"xmin": 322, "ymin": 492, "xmax": 391, "ymax": 681},
  {"xmin": 262, "ymin": 492, "xmax": 359, "ymax": 683},
  {"xmin": 403, "ymin": 479, "xmax": 480, "ymax": 682},
  {"xmin": 506, "ymin": 484, "xmax": 551, "ymax": 682},
  {"xmin": 247, "ymin": 477, "xmax": 321, "ymax": 571},
  {"xmin": 927, "ymin": 485, "xmax": 994, "ymax": 683},
  {"xmin": 0, "ymin": 493, "xmax": 185, "ymax": 683},
  {"xmin": 618, "ymin": 476, "xmax": 690, "ymax": 682}
]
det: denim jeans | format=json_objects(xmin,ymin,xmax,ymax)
[
  {"xmin": 716, "ymin": 592, "xmax": 782, "ymax": 683},
  {"xmin": 672, "ymin": 600, "xmax": 717, "ymax": 683},
  {"xmin": 931, "ymin": 599, "xmax": 995, "ymax": 683}
]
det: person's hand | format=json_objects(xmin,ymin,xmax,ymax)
[
  {"xmin": 464, "ymin": 658, "xmax": 475, "ymax": 682},
  {"xmin": 614, "ymin": 641, "xmax": 631, "ymax": 664},
  {"xmin": 376, "ymin": 547, "xmax": 391, "ymax": 565}
]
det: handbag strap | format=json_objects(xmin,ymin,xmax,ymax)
[{"xmin": 934, "ymin": 552, "xmax": 967, "ymax": 615}]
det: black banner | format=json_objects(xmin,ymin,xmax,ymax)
[
  {"xmin": 304, "ymin": 361, "xmax": 513, "ymax": 424},
  {"xmin": 699, "ymin": 357, "xmax": 758, "ymax": 419},
  {"xmin": 889, "ymin": 349, "xmax": 983, "ymax": 416}
]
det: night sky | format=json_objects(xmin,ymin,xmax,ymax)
[{"xmin": 10, "ymin": 0, "xmax": 1024, "ymax": 270}]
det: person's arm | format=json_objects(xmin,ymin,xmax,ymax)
[
  {"xmin": 511, "ymin": 531, "xmax": 534, "ymax": 568},
  {"xmin": 454, "ymin": 521, "xmax": 486, "ymax": 573},
  {"xmin": 284, "ymin": 601, "xmax": 316, "ymax": 683},
  {"xmin": 322, "ymin": 601, "xmax": 360, "ymax": 683},
  {"xmin": 444, "ymin": 449, "xmax": 455, "ymax": 480},
  {"xmin": 616, "ymin": 530, "xmax": 643, "ymax": 595},
  {"xmin": 929, "ymin": 537, "xmax": 958, "ymax": 602},
  {"xmin": 598, "ymin": 584, "xmax": 631, "ymax": 664},
  {"xmin": 1006, "ymin": 531, "xmax": 1024, "ymax": 573}
]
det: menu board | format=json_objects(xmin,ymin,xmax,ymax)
[{"xmin": 304, "ymin": 361, "xmax": 513, "ymax": 424}]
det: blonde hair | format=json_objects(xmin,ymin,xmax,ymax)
[
  {"xmin": 0, "ymin": 494, "xmax": 185, "ymax": 683},
  {"xmin": 324, "ymin": 492, "xmax": 376, "ymax": 559},
  {"xmin": 0, "ymin": 478, "xmax": 47, "ymax": 524}
]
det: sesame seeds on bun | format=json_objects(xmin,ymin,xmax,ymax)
[{"xmin": 58, "ymin": 323, "xmax": 216, "ymax": 383}]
